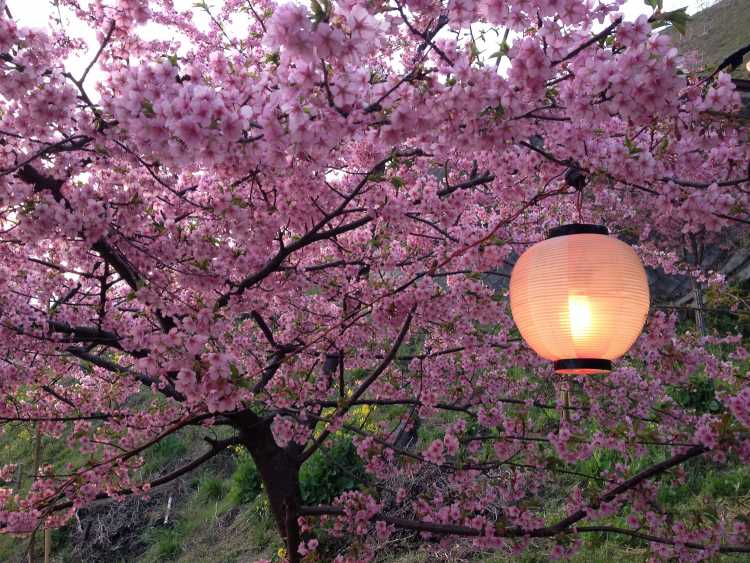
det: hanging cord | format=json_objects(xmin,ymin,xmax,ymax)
[
  {"xmin": 565, "ymin": 163, "xmax": 588, "ymax": 224},
  {"xmin": 561, "ymin": 381, "xmax": 572, "ymax": 424}
]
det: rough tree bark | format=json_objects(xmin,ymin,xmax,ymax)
[{"xmin": 232, "ymin": 411, "xmax": 303, "ymax": 563}]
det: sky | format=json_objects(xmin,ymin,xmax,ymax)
[
  {"xmin": 4, "ymin": 0, "xmax": 705, "ymax": 29},
  {"xmin": 2, "ymin": 0, "xmax": 705, "ymax": 82}
]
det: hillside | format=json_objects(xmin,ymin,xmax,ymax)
[{"xmin": 669, "ymin": 0, "xmax": 750, "ymax": 79}]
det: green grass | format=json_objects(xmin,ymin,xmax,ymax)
[
  {"xmin": 0, "ymin": 422, "xmax": 88, "ymax": 562},
  {"xmin": 150, "ymin": 528, "xmax": 182, "ymax": 560},
  {"xmin": 141, "ymin": 434, "xmax": 189, "ymax": 476},
  {"xmin": 705, "ymin": 464, "xmax": 750, "ymax": 497},
  {"xmin": 197, "ymin": 474, "xmax": 228, "ymax": 503},
  {"xmin": 378, "ymin": 540, "xmax": 649, "ymax": 562},
  {"xmin": 139, "ymin": 486, "xmax": 281, "ymax": 563},
  {"xmin": 227, "ymin": 450, "xmax": 262, "ymax": 505}
]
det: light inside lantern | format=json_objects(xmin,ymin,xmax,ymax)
[
  {"xmin": 509, "ymin": 224, "xmax": 650, "ymax": 375},
  {"xmin": 568, "ymin": 295, "xmax": 592, "ymax": 341}
]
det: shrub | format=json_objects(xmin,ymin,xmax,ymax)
[
  {"xmin": 300, "ymin": 435, "xmax": 366, "ymax": 505},
  {"xmin": 228, "ymin": 451, "xmax": 262, "ymax": 505},
  {"xmin": 196, "ymin": 474, "xmax": 227, "ymax": 502},
  {"xmin": 155, "ymin": 532, "xmax": 180, "ymax": 560},
  {"xmin": 143, "ymin": 528, "xmax": 181, "ymax": 561}
]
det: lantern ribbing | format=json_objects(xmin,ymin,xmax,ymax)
[{"xmin": 509, "ymin": 224, "xmax": 650, "ymax": 375}]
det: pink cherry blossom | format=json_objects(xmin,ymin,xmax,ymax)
[{"xmin": 0, "ymin": 1, "xmax": 749, "ymax": 561}]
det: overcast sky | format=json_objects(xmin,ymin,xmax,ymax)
[
  {"xmin": 5, "ymin": 0, "xmax": 704, "ymax": 28},
  {"xmin": 3, "ymin": 0, "xmax": 704, "ymax": 81}
]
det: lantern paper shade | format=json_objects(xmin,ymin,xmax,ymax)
[{"xmin": 509, "ymin": 224, "xmax": 650, "ymax": 375}]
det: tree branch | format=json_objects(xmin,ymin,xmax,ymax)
[
  {"xmin": 551, "ymin": 17, "xmax": 623, "ymax": 65},
  {"xmin": 546, "ymin": 445, "xmax": 707, "ymax": 532},
  {"xmin": 301, "ymin": 445, "xmax": 710, "ymax": 543},
  {"xmin": 46, "ymin": 436, "xmax": 241, "ymax": 513},
  {"xmin": 299, "ymin": 507, "xmax": 750, "ymax": 553},
  {"xmin": 437, "ymin": 171, "xmax": 495, "ymax": 198},
  {"xmin": 79, "ymin": 21, "xmax": 115, "ymax": 85},
  {"xmin": 66, "ymin": 347, "xmax": 185, "ymax": 402},
  {"xmin": 299, "ymin": 310, "xmax": 414, "ymax": 462},
  {"xmin": 215, "ymin": 149, "xmax": 426, "ymax": 310}
]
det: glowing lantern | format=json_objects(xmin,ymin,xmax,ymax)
[{"xmin": 509, "ymin": 224, "xmax": 650, "ymax": 375}]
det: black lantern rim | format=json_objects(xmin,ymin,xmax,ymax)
[
  {"xmin": 547, "ymin": 223, "xmax": 609, "ymax": 239},
  {"xmin": 554, "ymin": 358, "xmax": 612, "ymax": 374}
]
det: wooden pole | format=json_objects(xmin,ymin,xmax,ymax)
[{"xmin": 28, "ymin": 424, "xmax": 46, "ymax": 563}]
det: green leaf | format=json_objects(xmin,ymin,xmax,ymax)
[
  {"xmin": 662, "ymin": 7, "xmax": 690, "ymax": 35},
  {"xmin": 229, "ymin": 362, "xmax": 240, "ymax": 379},
  {"xmin": 645, "ymin": 0, "xmax": 663, "ymax": 10},
  {"xmin": 489, "ymin": 39, "xmax": 510, "ymax": 61},
  {"xmin": 310, "ymin": 0, "xmax": 331, "ymax": 23},
  {"xmin": 140, "ymin": 99, "xmax": 155, "ymax": 118},
  {"xmin": 708, "ymin": 399, "xmax": 722, "ymax": 413},
  {"xmin": 264, "ymin": 52, "xmax": 280, "ymax": 66},
  {"xmin": 657, "ymin": 136, "xmax": 669, "ymax": 154},
  {"xmin": 310, "ymin": 0, "xmax": 324, "ymax": 22},
  {"xmin": 390, "ymin": 176, "xmax": 405, "ymax": 188},
  {"xmin": 624, "ymin": 136, "xmax": 642, "ymax": 156},
  {"xmin": 469, "ymin": 41, "xmax": 481, "ymax": 65}
]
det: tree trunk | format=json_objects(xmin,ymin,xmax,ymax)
[{"xmin": 233, "ymin": 413, "xmax": 303, "ymax": 563}]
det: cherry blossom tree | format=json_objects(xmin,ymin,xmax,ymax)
[{"xmin": 1, "ymin": 0, "xmax": 750, "ymax": 561}]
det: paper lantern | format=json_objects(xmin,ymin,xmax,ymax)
[{"xmin": 509, "ymin": 224, "xmax": 650, "ymax": 375}]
